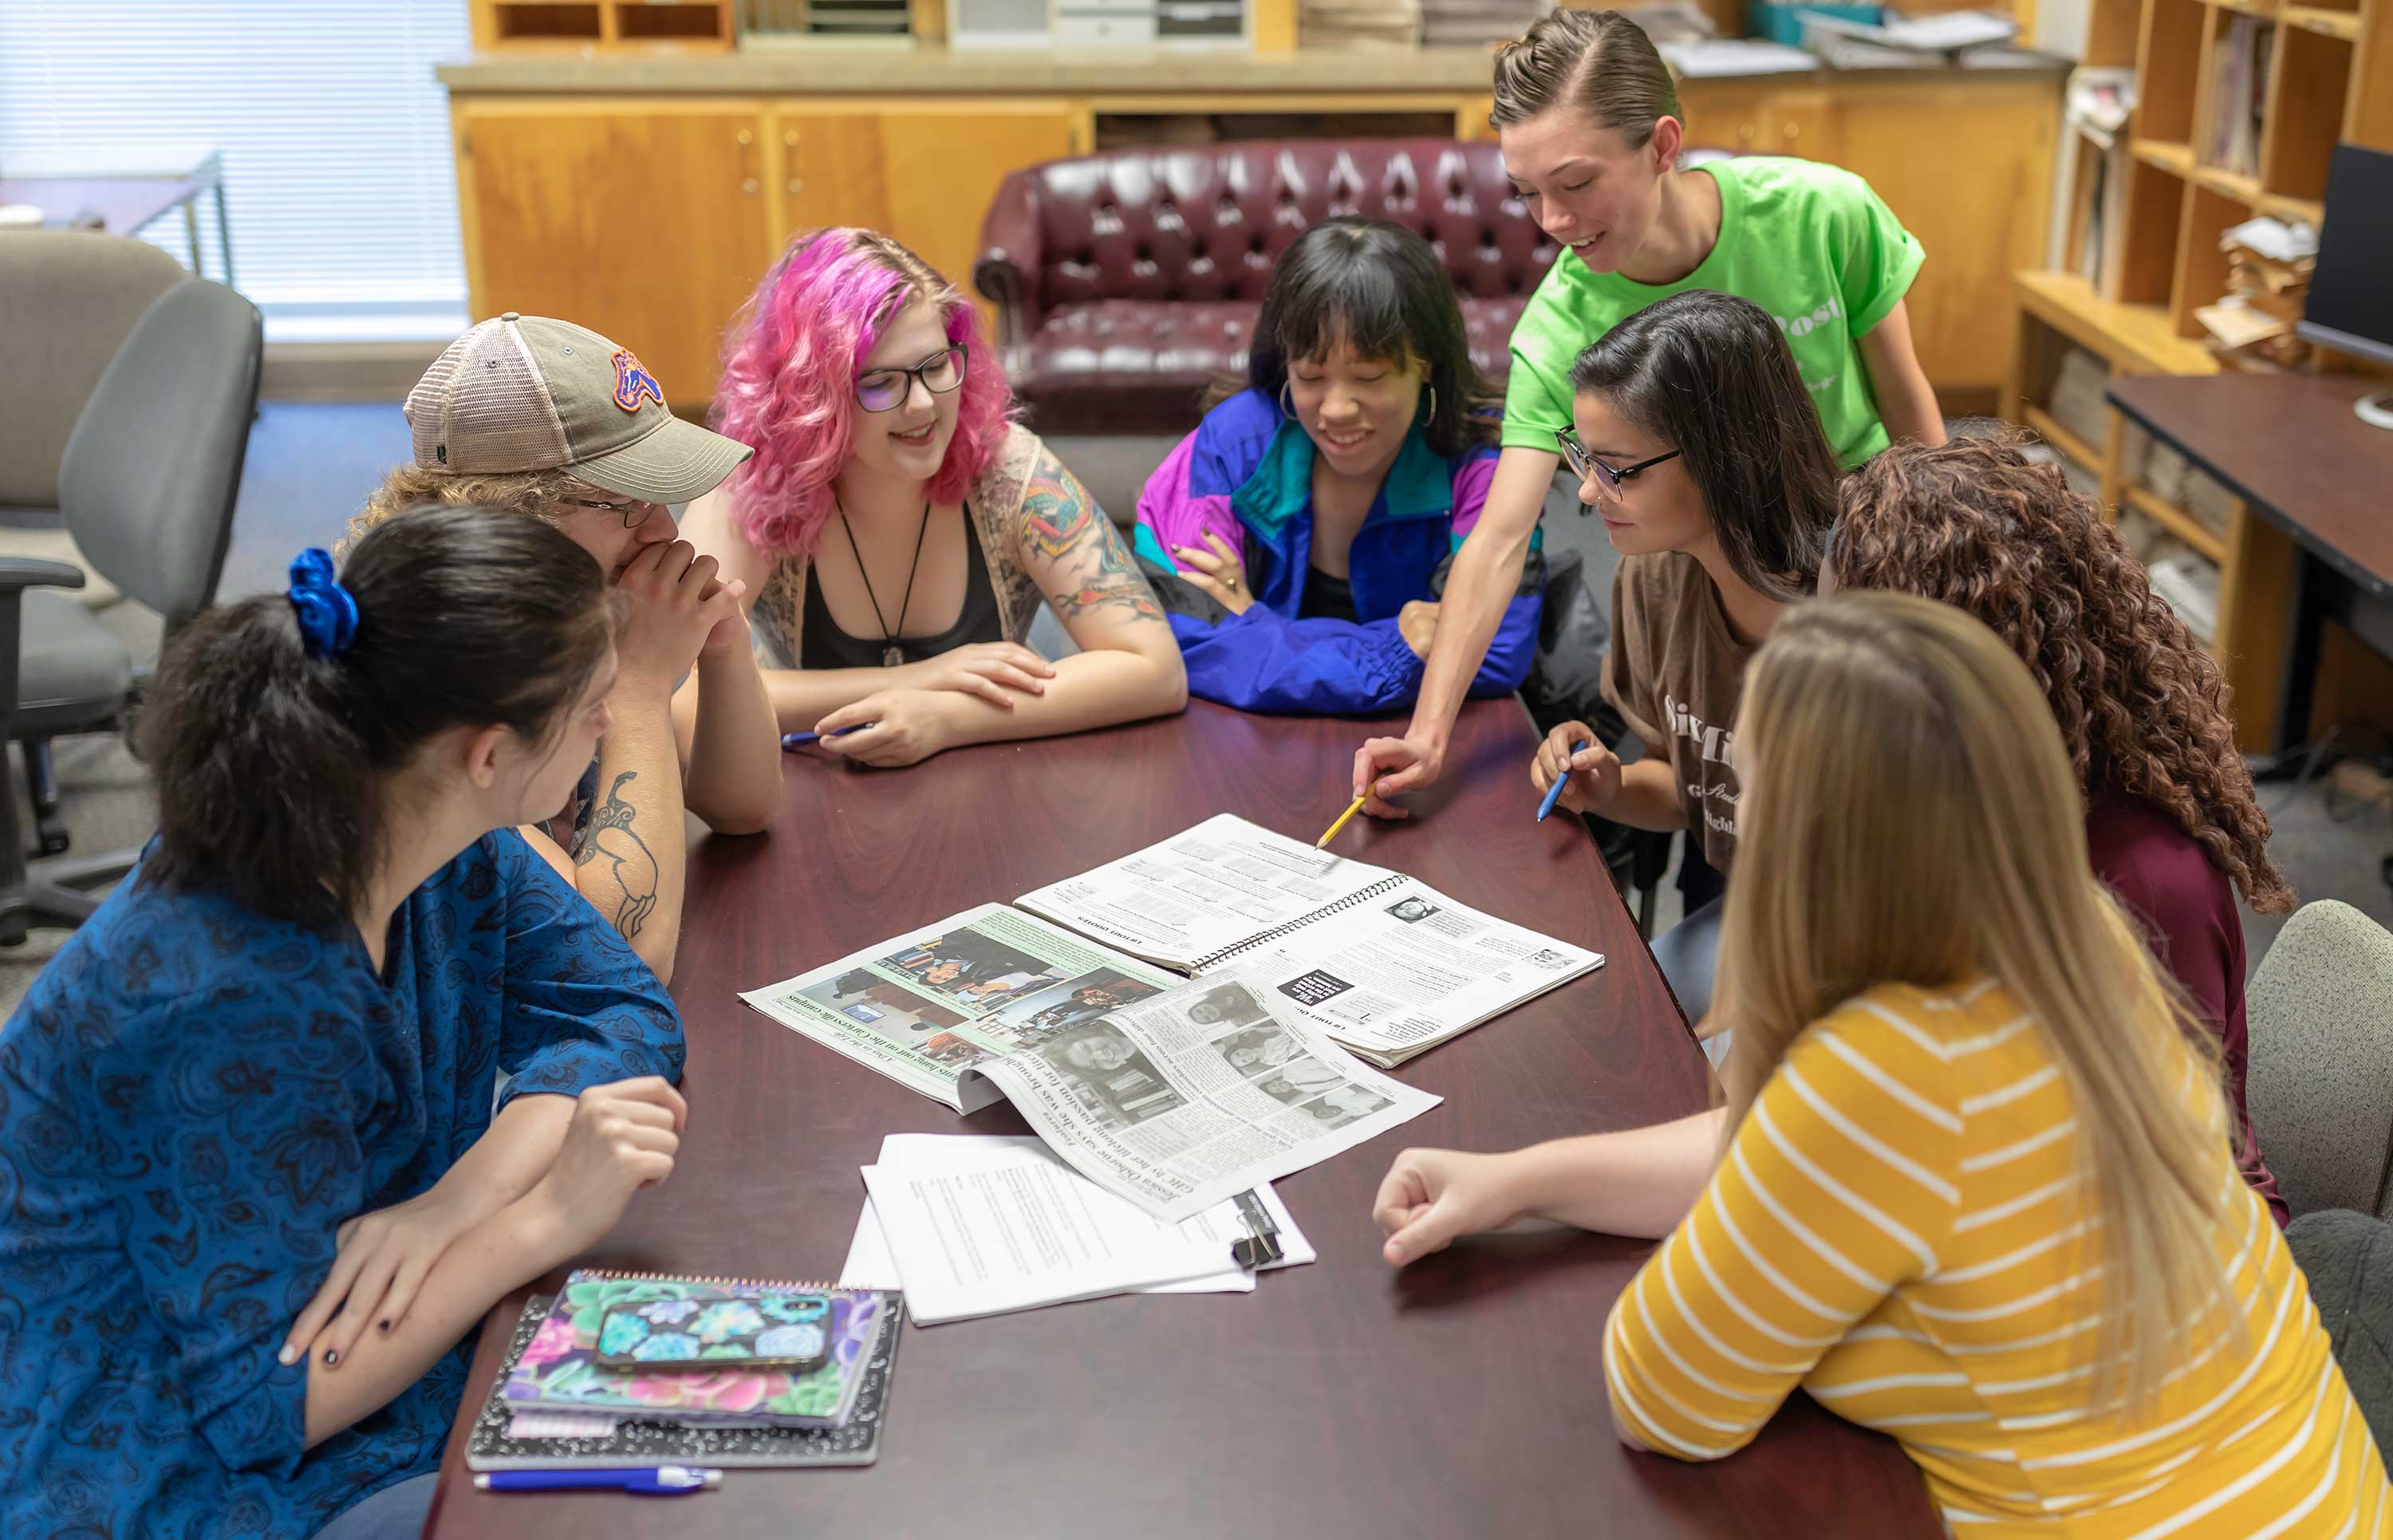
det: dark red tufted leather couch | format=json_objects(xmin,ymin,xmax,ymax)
[{"xmin": 972, "ymin": 140, "xmax": 1559, "ymax": 436}]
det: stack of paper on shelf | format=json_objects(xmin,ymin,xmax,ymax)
[
  {"xmin": 1301, "ymin": 0, "xmax": 1420, "ymax": 47},
  {"xmin": 2202, "ymin": 217, "xmax": 2319, "ymax": 370},
  {"xmin": 1798, "ymin": 6, "xmax": 2020, "ymax": 67},
  {"xmin": 1419, "ymin": 0, "xmax": 1543, "ymax": 47}
]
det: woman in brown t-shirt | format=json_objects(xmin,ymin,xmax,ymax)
[{"xmin": 1527, "ymin": 289, "xmax": 1843, "ymax": 1032}]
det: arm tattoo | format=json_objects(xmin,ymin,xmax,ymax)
[
  {"xmin": 1019, "ymin": 459, "xmax": 1166, "ymax": 625},
  {"xmin": 575, "ymin": 768, "xmax": 660, "ymax": 939}
]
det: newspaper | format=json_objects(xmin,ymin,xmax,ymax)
[
  {"xmin": 959, "ymin": 970, "xmax": 1438, "ymax": 1223},
  {"xmin": 1013, "ymin": 813, "xmax": 1603, "ymax": 1065},
  {"xmin": 739, "ymin": 903, "xmax": 1186, "ymax": 1112}
]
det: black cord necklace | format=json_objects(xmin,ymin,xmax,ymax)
[{"xmin": 837, "ymin": 498, "xmax": 932, "ymax": 668}]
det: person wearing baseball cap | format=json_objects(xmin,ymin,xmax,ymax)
[{"xmin": 354, "ymin": 313, "xmax": 779, "ymax": 983}]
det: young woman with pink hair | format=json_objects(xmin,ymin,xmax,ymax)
[{"xmin": 682, "ymin": 229, "xmax": 1185, "ymax": 767}]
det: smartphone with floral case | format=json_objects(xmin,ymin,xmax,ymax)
[{"xmin": 593, "ymin": 1288, "xmax": 834, "ymax": 1373}]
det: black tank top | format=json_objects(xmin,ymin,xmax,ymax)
[
  {"xmin": 1298, "ymin": 565, "xmax": 1360, "ymax": 624},
  {"xmin": 800, "ymin": 505, "xmax": 1003, "ymax": 668}
]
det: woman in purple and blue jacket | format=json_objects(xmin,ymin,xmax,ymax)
[{"xmin": 1132, "ymin": 219, "xmax": 1541, "ymax": 715}]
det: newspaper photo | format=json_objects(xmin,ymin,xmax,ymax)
[
  {"xmin": 739, "ymin": 903, "xmax": 1182, "ymax": 1112},
  {"xmin": 960, "ymin": 971, "xmax": 1439, "ymax": 1223}
]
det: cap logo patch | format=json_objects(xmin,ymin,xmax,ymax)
[{"xmin": 610, "ymin": 349, "xmax": 665, "ymax": 413}]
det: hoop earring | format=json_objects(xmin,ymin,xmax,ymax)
[
  {"xmin": 1279, "ymin": 380, "xmax": 1296, "ymax": 420},
  {"xmin": 1421, "ymin": 384, "xmax": 1437, "ymax": 427}
]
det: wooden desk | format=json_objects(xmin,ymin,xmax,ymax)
[
  {"xmin": 424, "ymin": 699, "xmax": 1940, "ymax": 1539},
  {"xmin": 2107, "ymin": 372, "xmax": 2393, "ymax": 760}
]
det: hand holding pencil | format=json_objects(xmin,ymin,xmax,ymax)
[
  {"xmin": 1316, "ymin": 791, "xmax": 1368, "ymax": 850},
  {"xmin": 1529, "ymin": 720, "xmax": 1621, "ymax": 820}
]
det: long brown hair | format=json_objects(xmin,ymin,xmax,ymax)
[
  {"xmin": 1717, "ymin": 593, "xmax": 2238, "ymax": 1411},
  {"xmin": 1570, "ymin": 290, "xmax": 1840, "ymax": 601},
  {"xmin": 1831, "ymin": 435, "xmax": 2293, "ymax": 912},
  {"xmin": 1490, "ymin": 7, "xmax": 1684, "ymax": 142}
]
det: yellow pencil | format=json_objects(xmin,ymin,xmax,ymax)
[{"xmin": 1315, "ymin": 791, "xmax": 1368, "ymax": 850}]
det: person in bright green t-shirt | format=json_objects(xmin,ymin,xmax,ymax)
[
  {"xmin": 1504, "ymin": 154, "xmax": 1926, "ymax": 471},
  {"xmin": 1350, "ymin": 5, "xmax": 1945, "ymax": 814}
]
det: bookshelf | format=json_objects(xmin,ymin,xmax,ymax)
[
  {"xmin": 471, "ymin": 0, "xmax": 736, "ymax": 51},
  {"xmin": 2003, "ymin": 0, "xmax": 2391, "ymax": 746},
  {"xmin": 470, "ymin": 0, "xmax": 1276, "ymax": 49}
]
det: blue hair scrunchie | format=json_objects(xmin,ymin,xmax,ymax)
[{"xmin": 287, "ymin": 548, "xmax": 359, "ymax": 660}]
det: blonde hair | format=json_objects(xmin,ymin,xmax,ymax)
[
  {"xmin": 347, "ymin": 464, "xmax": 582, "ymax": 550},
  {"xmin": 1716, "ymin": 592, "xmax": 2237, "ymax": 1411}
]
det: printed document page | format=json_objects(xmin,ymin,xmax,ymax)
[
  {"xmin": 852, "ymin": 1138, "xmax": 1270, "ymax": 1322},
  {"xmin": 1224, "ymin": 877, "xmax": 1603, "ymax": 1065},
  {"xmin": 839, "ymin": 1136, "xmax": 1313, "ymax": 1306},
  {"xmin": 1015, "ymin": 813, "xmax": 1396, "ymax": 970}
]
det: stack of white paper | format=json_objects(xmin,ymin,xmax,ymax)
[
  {"xmin": 1655, "ymin": 38, "xmax": 1819, "ymax": 77},
  {"xmin": 842, "ymin": 1135, "xmax": 1313, "ymax": 1325}
]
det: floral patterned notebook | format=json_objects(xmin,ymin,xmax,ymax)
[
  {"xmin": 467, "ymin": 1290, "xmax": 902, "ymax": 1470},
  {"xmin": 502, "ymin": 1270, "xmax": 891, "ymax": 1428}
]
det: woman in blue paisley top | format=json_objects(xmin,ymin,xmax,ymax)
[{"xmin": 0, "ymin": 507, "xmax": 689, "ymax": 1540}]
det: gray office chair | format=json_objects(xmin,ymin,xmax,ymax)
[
  {"xmin": 2245, "ymin": 900, "xmax": 2393, "ymax": 1219},
  {"xmin": 0, "ymin": 276, "xmax": 261, "ymax": 944}
]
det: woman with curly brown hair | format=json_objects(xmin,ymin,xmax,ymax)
[{"xmin": 1828, "ymin": 433, "xmax": 2293, "ymax": 1223}]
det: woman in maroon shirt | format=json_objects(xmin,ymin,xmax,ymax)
[{"xmin": 1830, "ymin": 435, "xmax": 2295, "ymax": 1223}]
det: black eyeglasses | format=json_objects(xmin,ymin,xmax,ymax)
[
  {"xmin": 857, "ymin": 345, "xmax": 968, "ymax": 412},
  {"xmin": 1555, "ymin": 427, "xmax": 1681, "ymax": 503},
  {"xmin": 556, "ymin": 496, "xmax": 660, "ymax": 532}
]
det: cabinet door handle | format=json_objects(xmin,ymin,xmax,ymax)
[
  {"xmin": 1782, "ymin": 122, "xmax": 1800, "ymax": 140},
  {"xmin": 1737, "ymin": 124, "xmax": 1756, "ymax": 144},
  {"xmin": 783, "ymin": 130, "xmax": 799, "ymax": 148},
  {"xmin": 787, "ymin": 179, "xmax": 804, "ymax": 195},
  {"xmin": 737, "ymin": 129, "xmax": 754, "ymax": 147}
]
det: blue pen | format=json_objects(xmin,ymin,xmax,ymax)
[
  {"xmin": 1536, "ymin": 739, "xmax": 1591, "ymax": 822},
  {"xmin": 474, "ymin": 1466, "xmax": 721, "ymax": 1495},
  {"xmin": 782, "ymin": 723, "xmax": 872, "ymax": 750}
]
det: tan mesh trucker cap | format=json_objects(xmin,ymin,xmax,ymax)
[{"xmin": 404, "ymin": 313, "xmax": 751, "ymax": 503}]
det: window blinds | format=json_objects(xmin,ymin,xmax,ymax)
[{"xmin": 0, "ymin": 1, "xmax": 473, "ymax": 340}]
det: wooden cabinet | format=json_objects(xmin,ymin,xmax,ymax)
[
  {"xmin": 1676, "ymin": 77, "xmax": 2055, "ymax": 403},
  {"xmin": 765, "ymin": 102, "xmax": 1080, "ymax": 296},
  {"xmin": 455, "ymin": 97, "xmax": 1076, "ymax": 403},
  {"xmin": 1836, "ymin": 78, "xmax": 2057, "ymax": 402},
  {"xmin": 455, "ymin": 99, "xmax": 774, "ymax": 408},
  {"xmin": 1681, "ymin": 83, "xmax": 1839, "ymax": 160},
  {"xmin": 447, "ymin": 76, "xmax": 2056, "ymax": 408}
]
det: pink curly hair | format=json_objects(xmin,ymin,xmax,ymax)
[{"xmin": 712, "ymin": 228, "xmax": 1014, "ymax": 558}]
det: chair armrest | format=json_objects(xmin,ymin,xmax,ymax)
[
  {"xmin": 0, "ymin": 561, "xmax": 81, "ymax": 722},
  {"xmin": 0, "ymin": 557, "xmax": 87, "ymax": 594},
  {"xmin": 974, "ymin": 168, "xmax": 1044, "ymax": 362}
]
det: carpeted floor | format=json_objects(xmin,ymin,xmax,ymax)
[{"xmin": 3, "ymin": 402, "xmax": 2388, "ymax": 1011}]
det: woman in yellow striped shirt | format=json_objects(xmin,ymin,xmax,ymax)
[{"xmin": 1374, "ymin": 592, "xmax": 2388, "ymax": 1534}]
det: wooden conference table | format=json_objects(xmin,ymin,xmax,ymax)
[{"xmin": 424, "ymin": 699, "xmax": 1939, "ymax": 1538}]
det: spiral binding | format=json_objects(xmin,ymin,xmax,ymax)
[
  {"xmin": 1189, "ymin": 874, "xmax": 1409, "ymax": 973},
  {"xmin": 578, "ymin": 1268, "xmax": 841, "ymax": 1292}
]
